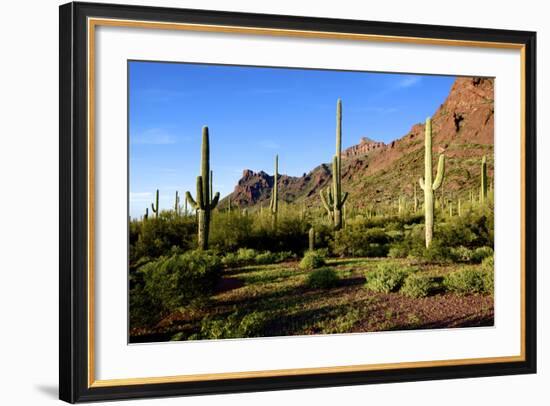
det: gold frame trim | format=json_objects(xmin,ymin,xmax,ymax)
[{"xmin": 87, "ymin": 17, "xmax": 527, "ymax": 388}]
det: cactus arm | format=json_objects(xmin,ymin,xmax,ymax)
[
  {"xmin": 211, "ymin": 192, "xmax": 220, "ymax": 209},
  {"xmin": 196, "ymin": 176, "xmax": 204, "ymax": 209},
  {"xmin": 432, "ymin": 155, "xmax": 445, "ymax": 190},
  {"xmin": 210, "ymin": 170, "xmax": 213, "ymax": 204},
  {"xmin": 480, "ymin": 155, "xmax": 488, "ymax": 204},
  {"xmin": 339, "ymin": 191, "xmax": 349, "ymax": 208},
  {"xmin": 320, "ymin": 189, "xmax": 332, "ymax": 212},
  {"xmin": 185, "ymin": 191, "xmax": 197, "ymax": 210},
  {"xmin": 150, "ymin": 189, "xmax": 159, "ymax": 216}
]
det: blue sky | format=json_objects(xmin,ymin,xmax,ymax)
[{"xmin": 129, "ymin": 61, "xmax": 455, "ymax": 218}]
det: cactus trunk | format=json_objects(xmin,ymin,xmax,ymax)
[
  {"xmin": 308, "ymin": 227, "xmax": 315, "ymax": 251},
  {"xmin": 480, "ymin": 155, "xmax": 488, "ymax": 204},
  {"xmin": 197, "ymin": 209, "xmax": 209, "ymax": 250},
  {"xmin": 414, "ymin": 183, "xmax": 418, "ymax": 212},
  {"xmin": 174, "ymin": 191, "xmax": 180, "ymax": 214},
  {"xmin": 269, "ymin": 154, "xmax": 279, "ymax": 229},
  {"xmin": 419, "ymin": 117, "xmax": 445, "ymax": 248},
  {"xmin": 185, "ymin": 126, "xmax": 220, "ymax": 250},
  {"xmin": 151, "ymin": 189, "xmax": 159, "ymax": 218},
  {"xmin": 320, "ymin": 99, "xmax": 348, "ymax": 230}
]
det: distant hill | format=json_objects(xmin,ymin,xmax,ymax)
[{"xmin": 220, "ymin": 77, "xmax": 494, "ymax": 211}]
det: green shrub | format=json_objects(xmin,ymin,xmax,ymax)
[
  {"xmin": 480, "ymin": 255, "xmax": 494, "ymax": 294},
  {"xmin": 129, "ymin": 283, "xmax": 164, "ymax": 328},
  {"xmin": 237, "ymin": 248, "xmax": 258, "ymax": 264},
  {"xmin": 129, "ymin": 212, "xmax": 196, "ymax": 263},
  {"xmin": 471, "ymin": 246, "xmax": 494, "ymax": 263},
  {"xmin": 299, "ymin": 250, "xmax": 326, "ymax": 269},
  {"xmin": 444, "ymin": 267, "xmax": 492, "ymax": 295},
  {"xmin": 481, "ymin": 255, "xmax": 494, "ymax": 271},
  {"xmin": 450, "ymin": 245, "xmax": 474, "ymax": 262},
  {"xmin": 221, "ymin": 252, "xmax": 240, "ymax": 268},
  {"xmin": 138, "ymin": 250, "xmax": 222, "ymax": 311},
  {"xmin": 193, "ymin": 310, "xmax": 270, "ymax": 339},
  {"xmin": 388, "ymin": 244, "xmax": 408, "ymax": 259},
  {"xmin": 400, "ymin": 274, "xmax": 442, "ymax": 298},
  {"xmin": 332, "ymin": 226, "xmax": 390, "ymax": 257},
  {"xmin": 306, "ymin": 267, "xmax": 339, "ymax": 289},
  {"xmin": 364, "ymin": 264, "xmax": 417, "ymax": 293},
  {"xmin": 222, "ymin": 249, "xmax": 295, "ymax": 268}
]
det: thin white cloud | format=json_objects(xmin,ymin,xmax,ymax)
[
  {"xmin": 396, "ymin": 76, "xmax": 422, "ymax": 89},
  {"xmin": 132, "ymin": 128, "xmax": 183, "ymax": 145}
]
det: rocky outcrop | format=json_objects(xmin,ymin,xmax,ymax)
[{"xmin": 341, "ymin": 137, "xmax": 385, "ymax": 159}]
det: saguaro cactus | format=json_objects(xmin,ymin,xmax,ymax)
[
  {"xmin": 413, "ymin": 183, "xmax": 419, "ymax": 213},
  {"xmin": 269, "ymin": 154, "xmax": 279, "ymax": 228},
  {"xmin": 480, "ymin": 155, "xmax": 488, "ymax": 205},
  {"xmin": 320, "ymin": 99, "xmax": 348, "ymax": 230},
  {"xmin": 308, "ymin": 227, "xmax": 315, "ymax": 251},
  {"xmin": 210, "ymin": 170, "xmax": 214, "ymax": 204},
  {"xmin": 419, "ymin": 117, "xmax": 445, "ymax": 248},
  {"xmin": 144, "ymin": 207, "xmax": 149, "ymax": 221},
  {"xmin": 151, "ymin": 189, "xmax": 159, "ymax": 219},
  {"xmin": 174, "ymin": 191, "xmax": 180, "ymax": 214},
  {"xmin": 185, "ymin": 126, "xmax": 220, "ymax": 250}
]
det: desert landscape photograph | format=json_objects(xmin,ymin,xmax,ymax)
[{"xmin": 128, "ymin": 62, "xmax": 494, "ymax": 343}]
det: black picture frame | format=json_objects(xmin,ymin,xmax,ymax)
[{"xmin": 59, "ymin": 1, "xmax": 537, "ymax": 403}]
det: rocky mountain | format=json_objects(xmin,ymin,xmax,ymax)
[{"xmin": 221, "ymin": 77, "xmax": 494, "ymax": 210}]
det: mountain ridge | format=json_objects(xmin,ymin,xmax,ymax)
[{"xmin": 220, "ymin": 77, "xmax": 494, "ymax": 211}]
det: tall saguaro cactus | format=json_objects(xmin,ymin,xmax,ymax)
[
  {"xmin": 309, "ymin": 227, "xmax": 315, "ymax": 251},
  {"xmin": 185, "ymin": 126, "xmax": 220, "ymax": 250},
  {"xmin": 174, "ymin": 191, "xmax": 180, "ymax": 215},
  {"xmin": 419, "ymin": 117, "xmax": 445, "ymax": 248},
  {"xmin": 480, "ymin": 155, "xmax": 488, "ymax": 205},
  {"xmin": 269, "ymin": 154, "xmax": 279, "ymax": 228},
  {"xmin": 151, "ymin": 189, "xmax": 159, "ymax": 219},
  {"xmin": 320, "ymin": 99, "xmax": 348, "ymax": 230},
  {"xmin": 413, "ymin": 182, "xmax": 419, "ymax": 213}
]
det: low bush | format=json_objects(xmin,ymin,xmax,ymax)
[
  {"xmin": 400, "ymin": 274, "xmax": 442, "ymax": 298},
  {"xmin": 222, "ymin": 249, "xmax": 295, "ymax": 268},
  {"xmin": 129, "ymin": 213, "xmax": 196, "ymax": 263},
  {"xmin": 481, "ymin": 255, "xmax": 495, "ymax": 295},
  {"xmin": 237, "ymin": 248, "xmax": 258, "ymax": 264},
  {"xmin": 450, "ymin": 245, "xmax": 475, "ymax": 262},
  {"xmin": 138, "ymin": 250, "xmax": 222, "ymax": 312},
  {"xmin": 471, "ymin": 246, "xmax": 494, "ymax": 263},
  {"xmin": 364, "ymin": 264, "xmax": 417, "ymax": 293},
  {"xmin": 444, "ymin": 267, "xmax": 492, "ymax": 295},
  {"xmin": 255, "ymin": 250, "xmax": 294, "ymax": 265},
  {"xmin": 306, "ymin": 267, "xmax": 339, "ymax": 289},
  {"xmin": 192, "ymin": 310, "xmax": 270, "ymax": 340},
  {"xmin": 388, "ymin": 244, "xmax": 408, "ymax": 259},
  {"xmin": 299, "ymin": 250, "xmax": 326, "ymax": 269},
  {"xmin": 332, "ymin": 226, "xmax": 390, "ymax": 257}
]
